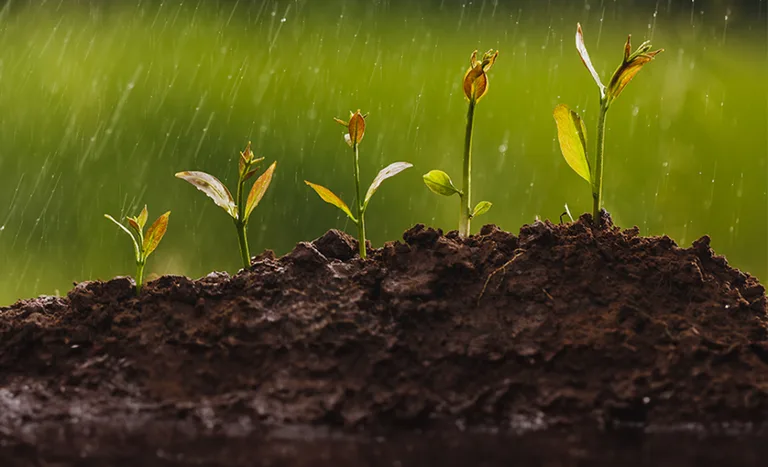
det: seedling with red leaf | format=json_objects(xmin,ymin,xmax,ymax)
[
  {"xmin": 554, "ymin": 24, "xmax": 662, "ymax": 223},
  {"xmin": 175, "ymin": 143, "xmax": 276, "ymax": 268},
  {"xmin": 305, "ymin": 111, "xmax": 412, "ymax": 259},
  {"xmin": 423, "ymin": 49, "xmax": 498, "ymax": 237},
  {"xmin": 105, "ymin": 206, "xmax": 170, "ymax": 295}
]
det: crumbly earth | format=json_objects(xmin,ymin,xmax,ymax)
[{"xmin": 1, "ymin": 214, "xmax": 766, "ymax": 464}]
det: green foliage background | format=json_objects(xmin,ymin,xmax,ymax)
[{"xmin": 0, "ymin": 1, "xmax": 765, "ymax": 305}]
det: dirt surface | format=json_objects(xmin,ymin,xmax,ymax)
[{"xmin": 1, "ymin": 213, "xmax": 767, "ymax": 464}]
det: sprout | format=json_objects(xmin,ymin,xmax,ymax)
[
  {"xmin": 305, "ymin": 110, "xmax": 412, "ymax": 259},
  {"xmin": 176, "ymin": 142, "xmax": 276, "ymax": 268},
  {"xmin": 555, "ymin": 24, "xmax": 662, "ymax": 224},
  {"xmin": 423, "ymin": 49, "xmax": 498, "ymax": 237},
  {"xmin": 105, "ymin": 206, "xmax": 170, "ymax": 295}
]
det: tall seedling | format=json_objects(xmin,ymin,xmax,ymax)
[
  {"xmin": 423, "ymin": 49, "xmax": 498, "ymax": 237},
  {"xmin": 176, "ymin": 143, "xmax": 276, "ymax": 268},
  {"xmin": 554, "ymin": 24, "xmax": 662, "ymax": 223},
  {"xmin": 305, "ymin": 111, "xmax": 412, "ymax": 259}
]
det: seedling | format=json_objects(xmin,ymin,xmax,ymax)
[
  {"xmin": 175, "ymin": 143, "xmax": 276, "ymax": 268},
  {"xmin": 554, "ymin": 24, "xmax": 662, "ymax": 223},
  {"xmin": 423, "ymin": 49, "xmax": 498, "ymax": 237},
  {"xmin": 104, "ymin": 206, "xmax": 170, "ymax": 295},
  {"xmin": 305, "ymin": 110, "xmax": 412, "ymax": 259}
]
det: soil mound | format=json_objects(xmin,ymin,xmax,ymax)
[{"xmin": 1, "ymin": 215, "xmax": 766, "ymax": 450}]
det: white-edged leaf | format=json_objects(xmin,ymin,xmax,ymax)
[
  {"xmin": 105, "ymin": 214, "xmax": 141, "ymax": 262},
  {"xmin": 305, "ymin": 181, "xmax": 357, "ymax": 222},
  {"xmin": 553, "ymin": 104, "xmax": 591, "ymax": 184},
  {"xmin": 363, "ymin": 162, "xmax": 413, "ymax": 210},
  {"xmin": 244, "ymin": 161, "xmax": 276, "ymax": 222},
  {"xmin": 576, "ymin": 23, "xmax": 605, "ymax": 94},
  {"xmin": 423, "ymin": 170, "xmax": 461, "ymax": 197},
  {"xmin": 471, "ymin": 201, "xmax": 492, "ymax": 218},
  {"xmin": 143, "ymin": 211, "xmax": 170, "ymax": 258},
  {"xmin": 175, "ymin": 171, "xmax": 237, "ymax": 218}
]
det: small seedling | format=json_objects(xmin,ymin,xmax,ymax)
[
  {"xmin": 175, "ymin": 143, "xmax": 276, "ymax": 268},
  {"xmin": 554, "ymin": 24, "xmax": 662, "ymax": 223},
  {"xmin": 423, "ymin": 49, "xmax": 498, "ymax": 237},
  {"xmin": 305, "ymin": 110, "xmax": 412, "ymax": 259},
  {"xmin": 105, "ymin": 206, "xmax": 170, "ymax": 295}
]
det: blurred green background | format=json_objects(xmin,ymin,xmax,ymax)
[{"xmin": 0, "ymin": 0, "xmax": 765, "ymax": 306}]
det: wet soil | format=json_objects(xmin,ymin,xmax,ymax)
[{"xmin": 1, "ymin": 214, "xmax": 766, "ymax": 465}]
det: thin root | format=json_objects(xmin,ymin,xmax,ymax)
[{"xmin": 477, "ymin": 249, "xmax": 526, "ymax": 305}]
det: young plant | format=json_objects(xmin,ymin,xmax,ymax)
[
  {"xmin": 423, "ymin": 49, "xmax": 498, "ymax": 237},
  {"xmin": 175, "ymin": 143, "xmax": 276, "ymax": 269},
  {"xmin": 305, "ymin": 110, "xmax": 412, "ymax": 259},
  {"xmin": 104, "ymin": 206, "xmax": 170, "ymax": 295},
  {"xmin": 554, "ymin": 24, "xmax": 662, "ymax": 223}
]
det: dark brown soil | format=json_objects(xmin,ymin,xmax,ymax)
[{"xmin": 1, "ymin": 214, "xmax": 767, "ymax": 465}]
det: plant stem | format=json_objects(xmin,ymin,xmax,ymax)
[
  {"xmin": 135, "ymin": 261, "xmax": 145, "ymax": 296},
  {"xmin": 592, "ymin": 99, "xmax": 609, "ymax": 225},
  {"xmin": 235, "ymin": 172, "xmax": 250, "ymax": 268},
  {"xmin": 353, "ymin": 142, "xmax": 366, "ymax": 259},
  {"xmin": 459, "ymin": 99, "xmax": 476, "ymax": 237}
]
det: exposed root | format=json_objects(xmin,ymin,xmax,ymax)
[{"xmin": 477, "ymin": 249, "xmax": 526, "ymax": 305}]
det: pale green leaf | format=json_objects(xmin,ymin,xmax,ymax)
[
  {"xmin": 553, "ymin": 104, "xmax": 591, "ymax": 184},
  {"xmin": 363, "ymin": 162, "xmax": 413, "ymax": 210},
  {"xmin": 304, "ymin": 181, "xmax": 357, "ymax": 222},
  {"xmin": 471, "ymin": 201, "xmax": 492, "ymax": 218},
  {"xmin": 143, "ymin": 211, "xmax": 170, "ymax": 258},
  {"xmin": 423, "ymin": 170, "xmax": 461, "ymax": 197},
  {"xmin": 104, "ymin": 214, "xmax": 141, "ymax": 263},
  {"xmin": 175, "ymin": 171, "xmax": 237, "ymax": 218},
  {"xmin": 244, "ymin": 161, "xmax": 277, "ymax": 222},
  {"xmin": 137, "ymin": 205, "xmax": 148, "ymax": 229}
]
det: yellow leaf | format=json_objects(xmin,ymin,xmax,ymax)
[
  {"xmin": 606, "ymin": 35, "xmax": 663, "ymax": 102},
  {"xmin": 143, "ymin": 211, "xmax": 170, "ymax": 258},
  {"xmin": 245, "ymin": 161, "xmax": 277, "ymax": 221},
  {"xmin": 553, "ymin": 104, "xmax": 591, "ymax": 184},
  {"xmin": 304, "ymin": 181, "xmax": 356, "ymax": 222}
]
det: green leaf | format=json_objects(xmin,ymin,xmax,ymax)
[
  {"xmin": 175, "ymin": 171, "xmax": 237, "ymax": 218},
  {"xmin": 576, "ymin": 23, "xmax": 605, "ymax": 95},
  {"xmin": 244, "ymin": 161, "xmax": 277, "ymax": 222},
  {"xmin": 104, "ymin": 214, "xmax": 141, "ymax": 263},
  {"xmin": 304, "ymin": 180, "xmax": 357, "ymax": 222},
  {"xmin": 423, "ymin": 170, "xmax": 461, "ymax": 197},
  {"xmin": 471, "ymin": 201, "xmax": 492, "ymax": 218},
  {"xmin": 143, "ymin": 211, "xmax": 170, "ymax": 258},
  {"xmin": 363, "ymin": 161, "xmax": 413, "ymax": 211},
  {"xmin": 137, "ymin": 205, "xmax": 148, "ymax": 229},
  {"xmin": 553, "ymin": 104, "xmax": 591, "ymax": 184}
]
